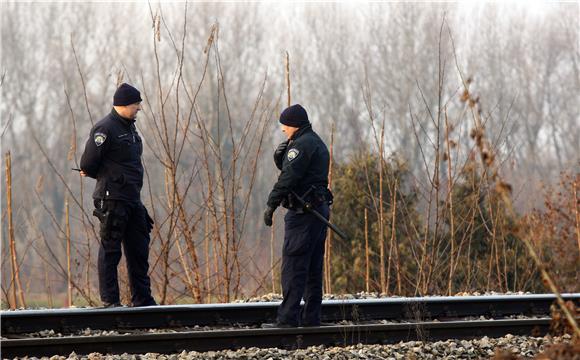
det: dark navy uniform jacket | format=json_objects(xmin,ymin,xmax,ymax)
[
  {"xmin": 267, "ymin": 124, "xmax": 329, "ymax": 209},
  {"xmin": 80, "ymin": 109, "xmax": 144, "ymax": 202}
]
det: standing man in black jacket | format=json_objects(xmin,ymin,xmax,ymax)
[
  {"xmin": 80, "ymin": 83, "xmax": 156, "ymax": 307},
  {"xmin": 263, "ymin": 104, "xmax": 332, "ymax": 327}
]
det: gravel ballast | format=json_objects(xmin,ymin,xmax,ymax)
[
  {"xmin": 232, "ymin": 291, "xmax": 534, "ymax": 303},
  {"xmin": 9, "ymin": 334, "xmax": 573, "ymax": 360}
]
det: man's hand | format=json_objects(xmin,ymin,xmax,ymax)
[
  {"xmin": 263, "ymin": 206, "xmax": 275, "ymax": 227},
  {"xmin": 273, "ymin": 140, "xmax": 289, "ymax": 170},
  {"xmin": 72, "ymin": 168, "xmax": 88, "ymax": 177}
]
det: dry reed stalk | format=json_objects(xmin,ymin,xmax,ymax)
[
  {"xmin": 214, "ymin": 41, "xmax": 239, "ymax": 300},
  {"xmin": 218, "ymin": 180, "xmax": 232, "ymax": 303},
  {"xmin": 6, "ymin": 151, "xmax": 16, "ymax": 309},
  {"xmin": 148, "ymin": 7, "xmax": 170, "ymax": 154},
  {"xmin": 5, "ymin": 151, "xmax": 25, "ymax": 308},
  {"xmin": 386, "ymin": 174, "xmax": 399, "ymax": 294},
  {"xmin": 175, "ymin": 237, "xmax": 196, "ymax": 300},
  {"xmin": 65, "ymin": 196, "xmax": 72, "ymax": 307},
  {"xmin": 486, "ymin": 197, "xmax": 502, "ymax": 291},
  {"xmin": 158, "ymin": 170, "xmax": 172, "ymax": 304},
  {"xmin": 494, "ymin": 205, "xmax": 506, "ymax": 291},
  {"xmin": 285, "ymin": 51, "xmax": 291, "ymax": 106},
  {"xmin": 212, "ymin": 215, "xmax": 220, "ymax": 300},
  {"xmin": 364, "ymin": 208, "xmax": 370, "ymax": 292},
  {"xmin": 390, "ymin": 179, "xmax": 401, "ymax": 294},
  {"xmin": 361, "ymin": 71, "xmax": 386, "ymax": 293},
  {"xmin": 385, "ymin": 181, "xmax": 393, "ymax": 293},
  {"xmin": 205, "ymin": 211, "xmax": 211, "ymax": 302},
  {"xmin": 148, "ymin": 7, "xmax": 182, "ymax": 304},
  {"xmin": 501, "ymin": 219, "xmax": 509, "ymax": 291},
  {"xmin": 422, "ymin": 18, "xmax": 446, "ymax": 294},
  {"xmin": 70, "ymin": 37, "xmax": 93, "ymax": 125},
  {"xmin": 193, "ymin": 94, "xmax": 228, "ymax": 301},
  {"xmin": 270, "ymin": 222, "xmax": 276, "ymax": 294},
  {"xmin": 176, "ymin": 193, "xmax": 203, "ymax": 302},
  {"xmin": 231, "ymin": 90, "xmax": 272, "ymax": 299},
  {"xmin": 324, "ymin": 235, "xmax": 331, "ymax": 293},
  {"xmin": 425, "ymin": 116, "xmax": 442, "ymax": 294},
  {"xmin": 324, "ymin": 122, "xmax": 335, "ymax": 294},
  {"xmin": 379, "ymin": 119, "xmax": 386, "ymax": 293},
  {"xmin": 444, "ymin": 110, "xmax": 456, "ymax": 295},
  {"xmin": 64, "ymin": 87, "xmax": 93, "ymax": 302},
  {"xmin": 43, "ymin": 262, "xmax": 53, "ymax": 308},
  {"xmin": 280, "ymin": 50, "xmax": 290, "ymax": 294},
  {"xmin": 199, "ymin": 135, "xmax": 221, "ymax": 301},
  {"xmin": 172, "ymin": 7, "xmax": 205, "ymax": 300},
  {"xmin": 408, "ymin": 104, "xmax": 433, "ymax": 295},
  {"xmin": 466, "ymin": 162, "xmax": 479, "ymax": 289},
  {"xmin": 574, "ymin": 179, "xmax": 580, "ymax": 255},
  {"xmin": 231, "ymin": 206, "xmax": 241, "ymax": 301}
]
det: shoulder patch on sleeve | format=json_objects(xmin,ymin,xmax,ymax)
[
  {"xmin": 94, "ymin": 132, "xmax": 107, "ymax": 147},
  {"xmin": 287, "ymin": 148, "xmax": 300, "ymax": 161}
]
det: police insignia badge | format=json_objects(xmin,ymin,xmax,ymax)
[
  {"xmin": 94, "ymin": 132, "xmax": 107, "ymax": 147},
  {"xmin": 287, "ymin": 148, "xmax": 299, "ymax": 161}
]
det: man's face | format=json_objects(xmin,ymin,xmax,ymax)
[
  {"xmin": 125, "ymin": 102, "xmax": 142, "ymax": 120},
  {"xmin": 281, "ymin": 124, "xmax": 298, "ymax": 140}
]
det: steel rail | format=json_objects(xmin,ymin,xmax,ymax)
[
  {"xmin": 2, "ymin": 294, "xmax": 577, "ymax": 336},
  {"xmin": 1, "ymin": 318, "xmax": 551, "ymax": 358}
]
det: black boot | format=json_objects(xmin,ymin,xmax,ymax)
[
  {"xmin": 101, "ymin": 301, "xmax": 122, "ymax": 308},
  {"xmin": 261, "ymin": 322, "xmax": 297, "ymax": 329}
]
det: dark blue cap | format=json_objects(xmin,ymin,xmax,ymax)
[
  {"xmin": 279, "ymin": 104, "xmax": 309, "ymax": 127},
  {"xmin": 113, "ymin": 83, "xmax": 142, "ymax": 106}
]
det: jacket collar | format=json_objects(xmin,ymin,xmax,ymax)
[
  {"xmin": 290, "ymin": 123, "xmax": 312, "ymax": 141},
  {"xmin": 111, "ymin": 108, "xmax": 135, "ymax": 127}
]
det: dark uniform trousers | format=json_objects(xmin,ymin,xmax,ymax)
[
  {"xmin": 277, "ymin": 202, "xmax": 330, "ymax": 326},
  {"xmin": 95, "ymin": 199, "xmax": 155, "ymax": 306}
]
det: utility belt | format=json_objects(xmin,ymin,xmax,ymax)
[
  {"xmin": 92, "ymin": 199, "xmax": 154, "ymax": 234},
  {"xmin": 282, "ymin": 186, "xmax": 333, "ymax": 212}
]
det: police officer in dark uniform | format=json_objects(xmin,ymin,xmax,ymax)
[
  {"xmin": 263, "ymin": 104, "xmax": 332, "ymax": 327},
  {"xmin": 80, "ymin": 83, "xmax": 156, "ymax": 307}
]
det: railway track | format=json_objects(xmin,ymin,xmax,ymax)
[
  {"xmin": 2, "ymin": 294, "xmax": 578, "ymax": 358},
  {"xmin": 2, "ymin": 319, "xmax": 551, "ymax": 358}
]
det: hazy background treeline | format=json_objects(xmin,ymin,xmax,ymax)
[{"xmin": 1, "ymin": 2, "xmax": 578, "ymax": 308}]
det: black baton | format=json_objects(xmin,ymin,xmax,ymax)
[{"xmin": 291, "ymin": 188, "xmax": 349, "ymax": 241}]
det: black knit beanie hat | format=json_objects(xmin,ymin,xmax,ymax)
[
  {"xmin": 279, "ymin": 104, "xmax": 309, "ymax": 127},
  {"xmin": 113, "ymin": 83, "xmax": 142, "ymax": 106}
]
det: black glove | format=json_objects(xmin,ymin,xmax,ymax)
[
  {"xmin": 92, "ymin": 199, "xmax": 108, "ymax": 223},
  {"xmin": 273, "ymin": 140, "xmax": 289, "ymax": 170},
  {"xmin": 147, "ymin": 214, "xmax": 154, "ymax": 231},
  {"xmin": 144, "ymin": 207, "xmax": 154, "ymax": 233},
  {"xmin": 263, "ymin": 206, "xmax": 275, "ymax": 227}
]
